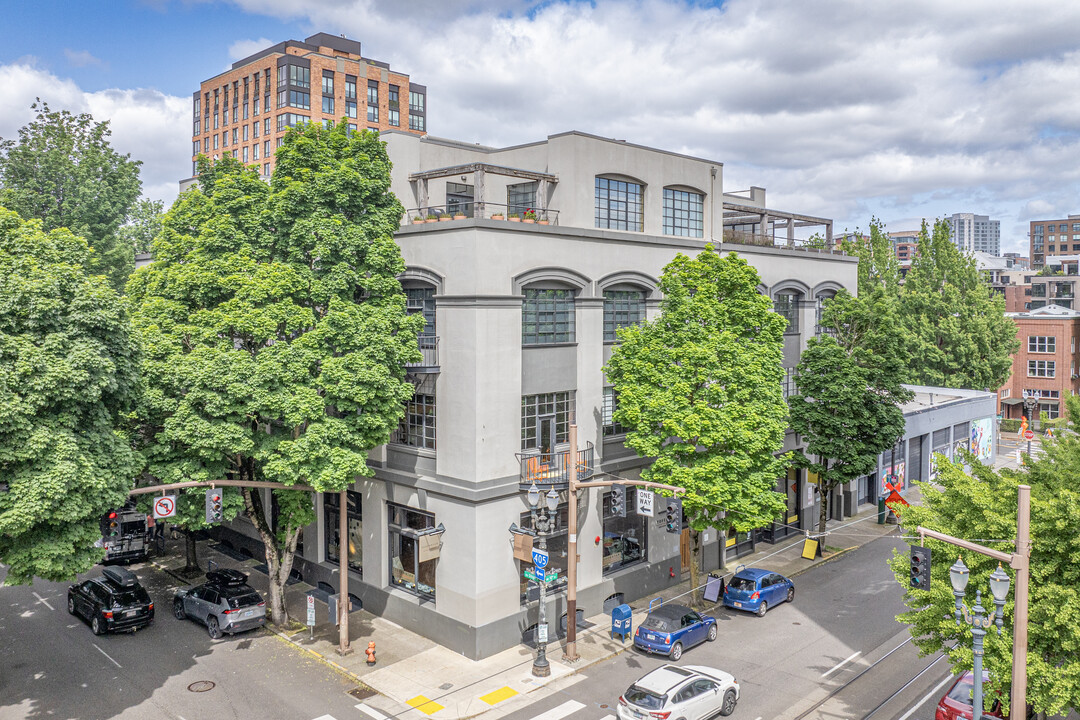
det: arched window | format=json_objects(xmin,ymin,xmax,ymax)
[
  {"xmin": 523, "ymin": 287, "xmax": 576, "ymax": 345},
  {"xmin": 773, "ymin": 291, "xmax": 802, "ymax": 334},
  {"xmin": 595, "ymin": 176, "xmax": 644, "ymax": 232},
  {"xmin": 662, "ymin": 187, "xmax": 704, "ymax": 238}
]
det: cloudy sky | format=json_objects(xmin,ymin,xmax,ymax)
[{"xmin": 5, "ymin": 0, "xmax": 1080, "ymax": 254}]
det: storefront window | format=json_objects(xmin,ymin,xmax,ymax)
[
  {"xmin": 519, "ymin": 503, "xmax": 568, "ymax": 599},
  {"xmin": 602, "ymin": 488, "xmax": 648, "ymax": 573},
  {"xmin": 389, "ymin": 503, "xmax": 437, "ymax": 599},
  {"xmin": 324, "ymin": 491, "xmax": 362, "ymax": 575}
]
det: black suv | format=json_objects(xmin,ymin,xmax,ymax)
[
  {"xmin": 68, "ymin": 567, "xmax": 155, "ymax": 635},
  {"xmin": 174, "ymin": 569, "xmax": 266, "ymax": 639}
]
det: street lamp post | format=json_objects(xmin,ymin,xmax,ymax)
[
  {"xmin": 949, "ymin": 557, "xmax": 1010, "ymax": 720},
  {"xmin": 528, "ymin": 483, "xmax": 558, "ymax": 677}
]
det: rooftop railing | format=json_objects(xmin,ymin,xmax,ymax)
[
  {"xmin": 402, "ymin": 202, "xmax": 559, "ymax": 226},
  {"xmin": 515, "ymin": 443, "xmax": 595, "ymax": 491}
]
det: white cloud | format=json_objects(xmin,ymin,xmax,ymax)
[
  {"xmin": 64, "ymin": 49, "xmax": 106, "ymax": 68},
  {"xmin": 228, "ymin": 37, "xmax": 277, "ymax": 65}
]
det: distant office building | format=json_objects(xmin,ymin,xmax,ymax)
[
  {"xmin": 189, "ymin": 33, "xmax": 427, "ymax": 179},
  {"xmin": 1029, "ymin": 215, "xmax": 1080, "ymax": 269},
  {"xmin": 948, "ymin": 213, "xmax": 1000, "ymax": 255},
  {"xmin": 889, "ymin": 230, "xmax": 919, "ymax": 272},
  {"xmin": 1002, "ymin": 252, "xmax": 1030, "ymax": 271}
]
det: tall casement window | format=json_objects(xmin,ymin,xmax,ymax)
[
  {"xmin": 345, "ymin": 75, "xmax": 357, "ymax": 119},
  {"xmin": 522, "ymin": 288, "xmax": 575, "ymax": 345},
  {"xmin": 286, "ymin": 64, "xmax": 310, "ymax": 88},
  {"xmin": 388, "ymin": 504, "xmax": 437, "ymax": 600},
  {"xmin": 603, "ymin": 289, "xmax": 645, "ymax": 342},
  {"xmin": 603, "ymin": 488, "xmax": 648, "ymax": 573},
  {"xmin": 409, "ymin": 114, "xmax": 426, "ymax": 132},
  {"xmin": 405, "ymin": 287, "xmax": 436, "ymax": 335},
  {"xmin": 602, "ymin": 387, "xmax": 627, "ymax": 436},
  {"xmin": 388, "ymin": 85, "xmax": 400, "ymax": 126},
  {"xmin": 322, "ymin": 71, "xmax": 334, "ymax": 96},
  {"xmin": 662, "ymin": 188, "xmax": 704, "ymax": 237},
  {"xmin": 815, "ymin": 292, "xmax": 836, "ymax": 335},
  {"xmin": 595, "ymin": 177, "xmax": 644, "ymax": 232},
  {"xmin": 324, "ymin": 490, "xmax": 362, "ymax": 574},
  {"xmin": 367, "ymin": 81, "xmax": 379, "ymax": 123},
  {"xmin": 322, "ymin": 96, "xmax": 334, "ymax": 114},
  {"xmin": 521, "ymin": 392, "xmax": 573, "ymax": 452},
  {"xmin": 394, "ymin": 393, "xmax": 436, "ymax": 449},
  {"xmin": 773, "ymin": 292, "xmax": 801, "ymax": 334},
  {"xmin": 1028, "ymin": 336, "xmax": 1056, "ymax": 353},
  {"xmin": 507, "ymin": 182, "xmax": 537, "ymax": 216},
  {"xmin": 409, "ymin": 91, "xmax": 425, "ymax": 113}
]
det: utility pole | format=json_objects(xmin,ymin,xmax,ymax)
[{"xmin": 917, "ymin": 484, "xmax": 1030, "ymax": 720}]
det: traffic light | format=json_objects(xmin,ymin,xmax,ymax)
[
  {"xmin": 665, "ymin": 497, "xmax": 682, "ymax": 534},
  {"xmin": 610, "ymin": 484, "xmax": 626, "ymax": 518},
  {"xmin": 206, "ymin": 489, "xmax": 223, "ymax": 524},
  {"xmin": 910, "ymin": 545, "xmax": 931, "ymax": 589},
  {"xmin": 102, "ymin": 511, "xmax": 119, "ymax": 537}
]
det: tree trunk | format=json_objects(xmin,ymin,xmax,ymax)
[
  {"xmin": 817, "ymin": 459, "xmax": 831, "ymax": 536},
  {"xmin": 184, "ymin": 531, "xmax": 199, "ymax": 572},
  {"xmin": 688, "ymin": 528, "xmax": 702, "ymax": 607},
  {"xmin": 242, "ymin": 485, "xmax": 300, "ymax": 627}
]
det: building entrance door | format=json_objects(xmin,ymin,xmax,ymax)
[{"xmin": 538, "ymin": 415, "xmax": 556, "ymax": 464}]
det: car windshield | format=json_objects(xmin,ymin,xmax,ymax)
[
  {"xmin": 625, "ymin": 686, "xmax": 665, "ymax": 710},
  {"xmin": 947, "ymin": 679, "xmax": 974, "ymax": 704},
  {"xmin": 728, "ymin": 577, "xmax": 756, "ymax": 592},
  {"xmin": 639, "ymin": 615, "xmax": 675, "ymax": 632}
]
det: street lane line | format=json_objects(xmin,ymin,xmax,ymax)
[
  {"xmin": 895, "ymin": 672, "xmax": 955, "ymax": 720},
  {"xmin": 32, "ymin": 592, "xmax": 54, "ymax": 611},
  {"xmin": 356, "ymin": 704, "xmax": 390, "ymax": 720},
  {"xmin": 92, "ymin": 643, "xmax": 122, "ymax": 668},
  {"xmin": 530, "ymin": 700, "xmax": 585, "ymax": 720},
  {"xmin": 821, "ymin": 651, "xmax": 861, "ymax": 678}
]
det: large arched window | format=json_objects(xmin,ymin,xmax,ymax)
[
  {"xmin": 773, "ymin": 291, "xmax": 802, "ymax": 334},
  {"xmin": 662, "ymin": 187, "xmax": 704, "ymax": 238},
  {"xmin": 595, "ymin": 176, "xmax": 644, "ymax": 232},
  {"xmin": 523, "ymin": 287, "xmax": 576, "ymax": 345}
]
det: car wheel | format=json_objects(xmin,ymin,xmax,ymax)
[
  {"xmin": 206, "ymin": 616, "xmax": 222, "ymax": 639},
  {"xmin": 707, "ymin": 624, "xmax": 718, "ymax": 642},
  {"xmin": 67, "ymin": 596, "xmax": 76, "ymax": 616},
  {"xmin": 719, "ymin": 689, "xmax": 737, "ymax": 716},
  {"xmin": 91, "ymin": 616, "xmax": 105, "ymax": 636},
  {"xmin": 173, "ymin": 600, "xmax": 186, "ymax": 620},
  {"xmin": 756, "ymin": 601, "xmax": 768, "ymax": 617},
  {"xmin": 669, "ymin": 642, "xmax": 683, "ymax": 661},
  {"xmin": 787, "ymin": 587, "xmax": 795, "ymax": 604}
]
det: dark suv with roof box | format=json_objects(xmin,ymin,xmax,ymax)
[{"xmin": 68, "ymin": 566, "xmax": 154, "ymax": 635}]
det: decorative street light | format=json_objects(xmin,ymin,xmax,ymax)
[
  {"xmin": 949, "ymin": 557, "xmax": 1010, "ymax": 720},
  {"xmin": 528, "ymin": 483, "xmax": 559, "ymax": 677}
]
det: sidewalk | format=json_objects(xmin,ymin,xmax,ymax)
[{"xmin": 149, "ymin": 494, "xmax": 909, "ymax": 720}]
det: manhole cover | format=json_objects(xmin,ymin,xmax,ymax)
[
  {"xmin": 187, "ymin": 681, "xmax": 215, "ymax": 693},
  {"xmin": 348, "ymin": 686, "xmax": 377, "ymax": 701},
  {"xmin": 600, "ymin": 705, "xmax": 609, "ymax": 709}
]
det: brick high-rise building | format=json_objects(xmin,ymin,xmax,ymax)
[
  {"xmin": 189, "ymin": 33, "xmax": 427, "ymax": 179},
  {"xmin": 1029, "ymin": 214, "xmax": 1080, "ymax": 269},
  {"xmin": 999, "ymin": 305, "xmax": 1080, "ymax": 421}
]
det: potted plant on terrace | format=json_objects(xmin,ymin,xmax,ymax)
[
  {"xmin": 509, "ymin": 213, "xmax": 521, "ymax": 222},
  {"xmin": 413, "ymin": 215, "xmax": 425, "ymax": 224},
  {"xmin": 439, "ymin": 212, "xmax": 452, "ymax": 222},
  {"xmin": 491, "ymin": 210, "xmax": 505, "ymax": 220},
  {"xmin": 425, "ymin": 214, "xmax": 439, "ymax": 223},
  {"xmin": 523, "ymin": 208, "xmax": 537, "ymax": 224},
  {"xmin": 453, "ymin": 210, "xmax": 466, "ymax": 220}
]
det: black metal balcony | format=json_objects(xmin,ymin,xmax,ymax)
[
  {"xmin": 405, "ymin": 335, "xmax": 439, "ymax": 373},
  {"xmin": 515, "ymin": 443, "xmax": 595, "ymax": 491}
]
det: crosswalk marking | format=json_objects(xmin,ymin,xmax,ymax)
[
  {"xmin": 599, "ymin": 714, "xmax": 615, "ymax": 720},
  {"xmin": 311, "ymin": 715, "xmax": 337, "ymax": 720},
  {"xmin": 355, "ymin": 704, "xmax": 390, "ymax": 720},
  {"xmin": 529, "ymin": 700, "xmax": 586, "ymax": 720}
]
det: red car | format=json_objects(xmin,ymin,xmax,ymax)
[{"xmin": 936, "ymin": 672, "xmax": 1007, "ymax": 720}]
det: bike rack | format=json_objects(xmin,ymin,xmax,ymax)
[{"xmin": 648, "ymin": 596, "xmax": 664, "ymax": 612}]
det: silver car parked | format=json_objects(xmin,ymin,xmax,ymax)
[{"xmin": 173, "ymin": 569, "xmax": 266, "ymax": 639}]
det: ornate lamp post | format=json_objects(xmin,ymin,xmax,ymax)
[
  {"xmin": 528, "ymin": 483, "xmax": 559, "ymax": 677},
  {"xmin": 949, "ymin": 557, "xmax": 1011, "ymax": 720}
]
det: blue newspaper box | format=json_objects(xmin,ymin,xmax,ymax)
[{"xmin": 611, "ymin": 603, "xmax": 633, "ymax": 642}]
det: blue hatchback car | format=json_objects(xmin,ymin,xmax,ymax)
[
  {"xmin": 722, "ymin": 567, "xmax": 794, "ymax": 617},
  {"xmin": 633, "ymin": 603, "xmax": 717, "ymax": 660}
]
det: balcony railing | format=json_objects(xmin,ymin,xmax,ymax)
[
  {"xmin": 405, "ymin": 335, "xmax": 439, "ymax": 372},
  {"xmin": 402, "ymin": 202, "xmax": 559, "ymax": 227},
  {"xmin": 516, "ymin": 443, "xmax": 595, "ymax": 491}
]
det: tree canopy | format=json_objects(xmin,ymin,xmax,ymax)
[
  {"xmin": 0, "ymin": 209, "xmax": 140, "ymax": 584},
  {"xmin": 118, "ymin": 198, "xmax": 163, "ymax": 257},
  {"xmin": 128, "ymin": 124, "xmax": 422, "ymax": 623},
  {"xmin": 604, "ymin": 248, "xmax": 788, "ymax": 597}
]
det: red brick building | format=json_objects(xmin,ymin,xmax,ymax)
[
  {"xmin": 998, "ymin": 305, "xmax": 1080, "ymax": 420},
  {"xmin": 190, "ymin": 33, "xmax": 427, "ymax": 179}
]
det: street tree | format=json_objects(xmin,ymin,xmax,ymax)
[
  {"xmin": 604, "ymin": 248, "xmax": 788, "ymax": 600},
  {"xmin": 128, "ymin": 125, "xmax": 423, "ymax": 625},
  {"xmin": 0, "ymin": 102, "xmax": 143, "ymax": 293},
  {"xmin": 118, "ymin": 198, "xmax": 163, "ymax": 256},
  {"xmin": 789, "ymin": 289, "xmax": 912, "ymax": 535},
  {"xmin": 900, "ymin": 219, "xmax": 1018, "ymax": 389},
  {"xmin": 0, "ymin": 209, "xmax": 140, "ymax": 584},
  {"xmin": 891, "ymin": 414, "xmax": 1080, "ymax": 718}
]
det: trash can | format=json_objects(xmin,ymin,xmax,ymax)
[
  {"xmin": 611, "ymin": 603, "xmax": 632, "ymax": 642},
  {"xmin": 877, "ymin": 498, "xmax": 886, "ymax": 525}
]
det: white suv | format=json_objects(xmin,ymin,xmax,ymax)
[{"xmin": 618, "ymin": 664, "xmax": 739, "ymax": 720}]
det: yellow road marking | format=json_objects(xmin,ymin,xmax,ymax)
[
  {"xmin": 480, "ymin": 687, "xmax": 519, "ymax": 705},
  {"xmin": 407, "ymin": 696, "xmax": 445, "ymax": 715}
]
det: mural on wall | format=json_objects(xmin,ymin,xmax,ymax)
[
  {"xmin": 971, "ymin": 418, "xmax": 994, "ymax": 462},
  {"xmin": 929, "ymin": 447, "xmax": 951, "ymax": 481},
  {"xmin": 880, "ymin": 462, "xmax": 906, "ymax": 496}
]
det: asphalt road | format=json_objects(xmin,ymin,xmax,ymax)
[
  {"xmin": 0, "ymin": 562, "xmax": 366, "ymax": 720},
  {"xmin": 497, "ymin": 533, "xmax": 956, "ymax": 720}
]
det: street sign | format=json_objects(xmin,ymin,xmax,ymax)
[
  {"xmin": 1024, "ymin": 430, "xmax": 1035, "ymax": 440},
  {"xmin": 306, "ymin": 594, "xmax": 316, "ymax": 627},
  {"xmin": 532, "ymin": 548, "xmax": 549, "ymax": 569},
  {"xmin": 524, "ymin": 567, "xmax": 538, "ymax": 581},
  {"xmin": 537, "ymin": 623, "xmax": 548, "ymax": 643},
  {"xmin": 637, "ymin": 490, "xmax": 654, "ymax": 517},
  {"xmin": 152, "ymin": 495, "xmax": 177, "ymax": 519},
  {"xmin": 545, "ymin": 570, "xmax": 559, "ymax": 583},
  {"xmin": 524, "ymin": 568, "xmax": 560, "ymax": 583}
]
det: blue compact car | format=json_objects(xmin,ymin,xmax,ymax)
[
  {"xmin": 633, "ymin": 603, "xmax": 717, "ymax": 660},
  {"xmin": 722, "ymin": 567, "xmax": 794, "ymax": 617}
]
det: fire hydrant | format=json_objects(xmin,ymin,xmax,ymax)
[{"xmin": 365, "ymin": 641, "xmax": 377, "ymax": 665}]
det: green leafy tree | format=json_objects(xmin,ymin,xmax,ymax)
[
  {"xmin": 0, "ymin": 209, "xmax": 140, "ymax": 584},
  {"xmin": 789, "ymin": 289, "xmax": 912, "ymax": 534},
  {"xmin": 128, "ymin": 126, "xmax": 422, "ymax": 624},
  {"xmin": 890, "ymin": 412, "xmax": 1080, "ymax": 717},
  {"xmin": 604, "ymin": 248, "xmax": 788, "ymax": 600},
  {"xmin": 0, "ymin": 102, "xmax": 143, "ymax": 293},
  {"xmin": 900, "ymin": 219, "xmax": 1018, "ymax": 389},
  {"xmin": 118, "ymin": 198, "xmax": 163, "ymax": 256}
]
